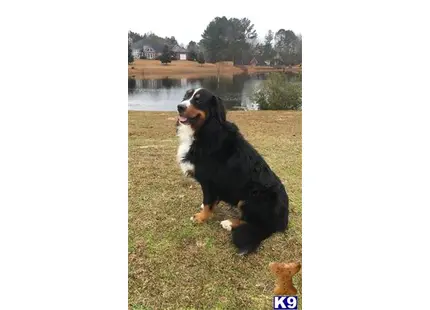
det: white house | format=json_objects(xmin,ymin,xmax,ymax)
[
  {"xmin": 142, "ymin": 45, "xmax": 156, "ymax": 59},
  {"xmin": 131, "ymin": 39, "xmax": 161, "ymax": 60}
]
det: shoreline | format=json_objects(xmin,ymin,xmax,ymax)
[{"xmin": 128, "ymin": 59, "xmax": 301, "ymax": 80}]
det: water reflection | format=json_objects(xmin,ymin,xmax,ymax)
[{"xmin": 128, "ymin": 72, "xmax": 298, "ymax": 111}]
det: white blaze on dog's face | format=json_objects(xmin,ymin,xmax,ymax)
[
  {"xmin": 176, "ymin": 88, "xmax": 226, "ymax": 131},
  {"xmin": 180, "ymin": 88, "xmax": 202, "ymax": 108}
]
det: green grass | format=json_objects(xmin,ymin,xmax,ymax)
[{"xmin": 129, "ymin": 111, "xmax": 302, "ymax": 309}]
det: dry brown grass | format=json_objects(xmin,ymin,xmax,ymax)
[
  {"xmin": 128, "ymin": 59, "xmax": 297, "ymax": 79},
  {"xmin": 129, "ymin": 111, "xmax": 302, "ymax": 310},
  {"xmin": 128, "ymin": 60, "xmax": 242, "ymax": 79},
  {"xmin": 246, "ymin": 65, "xmax": 301, "ymax": 74}
]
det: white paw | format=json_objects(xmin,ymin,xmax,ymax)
[
  {"xmin": 221, "ymin": 220, "xmax": 233, "ymax": 231},
  {"xmin": 200, "ymin": 203, "xmax": 204, "ymax": 209},
  {"xmin": 190, "ymin": 216, "xmax": 195, "ymax": 222}
]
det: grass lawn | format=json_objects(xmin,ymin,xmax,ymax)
[
  {"xmin": 128, "ymin": 60, "xmax": 242, "ymax": 79},
  {"xmin": 128, "ymin": 59, "xmax": 300, "ymax": 79},
  {"xmin": 129, "ymin": 111, "xmax": 302, "ymax": 310}
]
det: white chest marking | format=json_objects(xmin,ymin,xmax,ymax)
[{"xmin": 176, "ymin": 123, "xmax": 195, "ymax": 175}]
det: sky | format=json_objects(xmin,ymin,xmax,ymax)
[{"xmin": 128, "ymin": 0, "xmax": 302, "ymax": 46}]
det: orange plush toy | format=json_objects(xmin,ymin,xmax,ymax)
[{"xmin": 269, "ymin": 261, "xmax": 301, "ymax": 295}]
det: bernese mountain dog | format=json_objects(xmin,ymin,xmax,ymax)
[{"xmin": 176, "ymin": 88, "xmax": 289, "ymax": 255}]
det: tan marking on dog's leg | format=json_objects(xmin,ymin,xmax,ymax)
[
  {"xmin": 220, "ymin": 219, "xmax": 246, "ymax": 231},
  {"xmin": 191, "ymin": 201, "xmax": 218, "ymax": 223}
]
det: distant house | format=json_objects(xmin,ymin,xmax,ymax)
[
  {"xmin": 249, "ymin": 57, "xmax": 258, "ymax": 66},
  {"xmin": 250, "ymin": 56, "xmax": 269, "ymax": 66},
  {"xmin": 131, "ymin": 39, "xmax": 163, "ymax": 59},
  {"xmin": 131, "ymin": 39, "xmax": 145, "ymax": 59},
  {"xmin": 233, "ymin": 55, "xmax": 269, "ymax": 66},
  {"xmin": 171, "ymin": 45, "xmax": 188, "ymax": 60},
  {"xmin": 246, "ymin": 55, "xmax": 268, "ymax": 66},
  {"xmin": 142, "ymin": 45, "xmax": 156, "ymax": 59},
  {"xmin": 272, "ymin": 52, "xmax": 284, "ymax": 66}
]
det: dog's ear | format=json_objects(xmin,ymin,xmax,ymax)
[{"xmin": 211, "ymin": 95, "xmax": 226, "ymax": 123}]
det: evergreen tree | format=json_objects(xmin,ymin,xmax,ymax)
[
  {"xmin": 200, "ymin": 16, "xmax": 257, "ymax": 63},
  {"xmin": 186, "ymin": 41, "xmax": 199, "ymax": 61},
  {"xmin": 128, "ymin": 42, "xmax": 134, "ymax": 64},
  {"xmin": 188, "ymin": 51, "xmax": 198, "ymax": 61},
  {"xmin": 197, "ymin": 52, "xmax": 205, "ymax": 66},
  {"xmin": 160, "ymin": 45, "xmax": 171, "ymax": 65}
]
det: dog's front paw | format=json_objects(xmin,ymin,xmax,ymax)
[
  {"xmin": 190, "ymin": 204, "xmax": 213, "ymax": 224},
  {"xmin": 190, "ymin": 205, "xmax": 209, "ymax": 223},
  {"xmin": 190, "ymin": 211, "xmax": 209, "ymax": 224}
]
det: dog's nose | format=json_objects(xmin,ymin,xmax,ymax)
[{"xmin": 177, "ymin": 104, "xmax": 186, "ymax": 113}]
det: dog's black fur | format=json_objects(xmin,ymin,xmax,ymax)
[{"xmin": 177, "ymin": 88, "xmax": 289, "ymax": 254}]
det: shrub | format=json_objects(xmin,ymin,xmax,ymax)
[
  {"xmin": 197, "ymin": 52, "xmax": 205, "ymax": 66},
  {"xmin": 252, "ymin": 72, "xmax": 302, "ymax": 110},
  {"xmin": 187, "ymin": 51, "xmax": 198, "ymax": 61},
  {"xmin": 160, "ymin": 45, "xmax": 172, "ymax": 65}
]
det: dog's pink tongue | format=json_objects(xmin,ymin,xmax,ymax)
[{"xmin": 178, "ymin": 116, "xmax": 187, "ymax": 122}]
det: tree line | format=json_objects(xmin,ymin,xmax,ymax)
[{"xmin": 128, "ymin": 17, "xmax": 301, "ymax": 66}]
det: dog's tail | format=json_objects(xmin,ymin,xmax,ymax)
[{"xmin": 232, "ymin": 223, "xmax": 273, "ymax": 255}]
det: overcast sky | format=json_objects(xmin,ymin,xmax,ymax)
[{"xmin": 128, "ymin": 0, "xmax": 302, "ymax": 46}]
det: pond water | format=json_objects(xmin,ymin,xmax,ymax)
[{"xmin": 128, "ymin": 73, "xmax": 299, "ymax": 111}]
